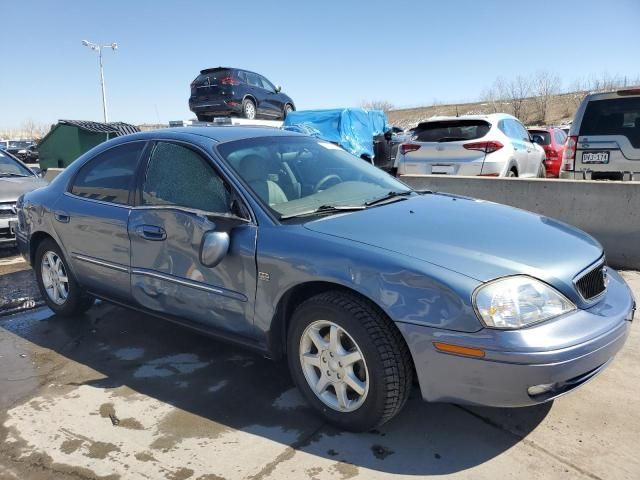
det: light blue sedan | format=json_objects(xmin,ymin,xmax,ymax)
[{"xmin": 16, "ymin": 127, "xmax": 635, "ymax": 431}]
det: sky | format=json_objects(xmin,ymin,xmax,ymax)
[{"xmin": 1, "ymin": 0, "xmax": 639, "ymax": 130}]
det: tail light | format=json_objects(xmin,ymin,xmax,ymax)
[
  {"xmin": 463, "ymin": 141, "xmax": 503, "ymax": 153},
  {"xmin": 400, "ymin": 143, "xmax": 421, "ymax": 155},
  {"xmin": 547, "ymin": 149, "xmax": 558, "ymax": 159},
  {"xmin": 220, "ymin": 76, "xmax": 240, "ymax": 85},
  {"xmin": 562, "ymin": 136, "xmax": 578, "ymax": 171}
]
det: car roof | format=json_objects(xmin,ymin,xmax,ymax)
[
  {"xmin": 421, "ymin": 113, "xmax": 516, "ymax": 123},
  {"xmin": 118, "ymin": 126, "xmax": 302, "ymax": 144}
]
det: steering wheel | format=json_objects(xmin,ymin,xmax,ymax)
[{"xmin": 315, "ymin": 174, "xmax": 342, "ymax": 192}]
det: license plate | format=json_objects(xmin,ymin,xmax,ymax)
[
  {"xmin": 582, "ymin": 151, "xmax": 609, "ymax": 164},
  {"xmin": 431, "ymin": 165, "xmax": 454, "ymax": 175}
]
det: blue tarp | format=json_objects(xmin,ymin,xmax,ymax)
[{"xmin": 283, "ymin": 108, "xmax": 390, "ymax": 159}]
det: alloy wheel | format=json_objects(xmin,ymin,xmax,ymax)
[
  {"xmin": 41, "ymin": 251, "xmax": 69, "ymax": 305},
  {"xmin": 299, "ymin": 320, "xmax": 369, "ymax": 412},
  {"xmin": 244, "ymin": 102, "xmax": 256, "ymax": 120}
]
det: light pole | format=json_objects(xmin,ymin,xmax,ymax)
[{"xmin": 81, "ymin": 40, "xmax": 118, "ymax": 123}]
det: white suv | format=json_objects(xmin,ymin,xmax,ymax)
[
  {"xmin": 561, "ymin": 87, "xmax": 640, "ymax": 181},
  {"xmin": 394, "ymin": 113, "xmax": 546, "ymax": 177}
]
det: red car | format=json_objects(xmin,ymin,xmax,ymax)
[{"xmin": 528, "ymin": 127, "xmax": 567, "ymax": 177}]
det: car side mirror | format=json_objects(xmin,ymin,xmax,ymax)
[
  {"xmin": 275, "ymin": 85, "xmax": 282, "ymax": 93},
  {"xmin": 30, "ymin": 166, "xmax": 42, "ymax": 177},
  {"xmin": 200, "ymin": 230, "xmax": 230, "ymax": 268}
]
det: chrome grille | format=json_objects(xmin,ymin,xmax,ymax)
[{"xmin": 575, "ymin": 264, "xmax": 607, "ymax": 300}]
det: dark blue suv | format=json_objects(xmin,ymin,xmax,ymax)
[{"xmin": 188, "ymin": 67, "xmax": 295, "ymax": 121}]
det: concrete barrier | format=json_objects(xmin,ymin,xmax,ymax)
[{"xmin": 400, "ymin": 175, "xmax": 640, "ymax": 270}]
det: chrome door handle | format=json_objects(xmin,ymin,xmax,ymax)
[{"xmin": 136, "ymin": 225, "xmax": 166, "ymax": 241}]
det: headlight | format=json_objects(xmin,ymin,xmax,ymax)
[{"xmin": 474, "ymin": 276, "xmax": 576, "ymax": 329}]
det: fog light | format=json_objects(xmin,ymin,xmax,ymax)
[{"xmin": 527, "ymin": 383, "xmax": 555, "ymax": 396}]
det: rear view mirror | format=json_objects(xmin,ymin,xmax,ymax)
[{"xmin": 200, "ymin": 230, "xmax": 230, "ymax": 268}]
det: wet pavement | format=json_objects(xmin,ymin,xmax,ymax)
[
  {"xmin": 0, "ymin": 249, "xmax": 43, "ymax": 316},
  {"xmin": 0, "ymin": 271, "xmax": 638, "ymax": 480}
]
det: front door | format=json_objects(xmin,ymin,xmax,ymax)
[
  {"xmin": 54, "ymin": 141, "xmax": 147, "ymax": 301},
  {"xmin": 128, "ymin": 141, "xmax": 257, "ymax": 338}
]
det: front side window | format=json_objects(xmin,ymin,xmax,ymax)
[
  {"xmin": 143, "ymin": 142, "xmax": 231, "ymax": 214},
  {"xmin": 70, "ymin": 142, "xmax": 145, "ymax": 205},
  {"xmin": 259, "ymin": 76, "xmax": 276, "ymax": 93},
  {"xmin": 0, "ymin": 151, "xmax": 33, "ymax": 177},
  {"xmin": 217, "ymin": 136, "xmax": 410, "ymax": 218}
]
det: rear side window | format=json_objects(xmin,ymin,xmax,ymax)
[
  {"xmin": 412, "ymin": 120, "xmax": 491, "ymax": 142},
  {"xmin": 580, "ymin": 97, "xmax": 640, "ymax": 147},
  {"xmin": 142, "ymin": 142, "xmax": 231, "ymax": 214},
  {"xmin": 70, "ymin": 142, "xmax": 145, "ymax": 205}
]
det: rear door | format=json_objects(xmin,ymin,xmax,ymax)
[
  {"xmin": 128, "ymin": 140, "xmax": 258, "ymax": 338},
  {"xmin": 577, "ymin": 95, "xmax": 640, "ymax": 179},
  {"xmin": 56, "ymin": 141, "xmax": 147, "ymax": 301},
  {"xmin": 245, "ymin": 72, "xmax": 268, "ymax": 115},
  {"xmin": 503, "ymin": 120, "xmax": 532, "ymax": 176},
  {"xmin": 399, "ymin": 120, "xmax": 492, "ymax": 175}
]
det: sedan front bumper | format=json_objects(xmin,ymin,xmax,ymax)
[{"xmin": 397, "ymin": 269, "xmax": 635, "ymax": 407}]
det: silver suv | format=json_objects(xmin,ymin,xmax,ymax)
[{"xmin": 561, "ymin": 87, "xmax": 640, "ymax": 180}]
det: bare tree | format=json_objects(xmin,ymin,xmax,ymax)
[
  {"xmin": 360, "ymin": 100, "xmax": 394, "ymax": 112},
  {"xmin": 20, "ymin": 119, "xmax": 47, "ymax": 140},
  {"xmin": 503, "ymin": 75, "xmax": 531, "ymax": 120},
  {"xmin": 532, "ymin": 71, "xmax": 561, "ymax": 123}
]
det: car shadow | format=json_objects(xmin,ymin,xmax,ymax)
[{"xmin": 1, "ymin": 302, "xmax": 552, "ymax": 476}]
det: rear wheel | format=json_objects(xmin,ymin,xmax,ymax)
[
  {"xmin": 287, "ymin": 291, "xmax": 413, "ymax": 432},
  {"xmin": 537, "ymin": 162, "xmax": 547, "ymax": 178},
  {"xmin": 507, "ymin": 168, "xmax": 518, "ymax": 177},
  {"xmin": 242, "ymin": 98, "xmax": 256, "ymax": 120},
  {"xmin": 196, "ymin": 114, "xmax": 213, "ymax": 122},
  {"xmin": 35, "ymin": 239, "xmax": 94, "ymax": 316}
]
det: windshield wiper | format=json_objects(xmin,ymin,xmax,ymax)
[
  {"xmin": 280, "ymin": 204, "xmax": 366, "ymax": 220},
  {"xmin": 0, "ymin": 173, "xmax": 29, "ymax": 178},
  {"xmin": 365, "ymin": 191, "xmax": 416, "ymax": 207}
]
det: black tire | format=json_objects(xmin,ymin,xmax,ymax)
[
  {"xmin": 34, "ymin": 238, "xmax": 94, "ymax": 316},
  {"xmin": 287, "ymin": 290, "xmax": 413, "ymax": 432},
  {"xmin": 283, "ymin": 103, "xmax": 294, "ymax": 119},
  {"xmin": 242, "ymin": 98, "xmax": 256, "ymax": 120},
  {"xmin": 196, "ymin": 114, "xmax": 213, "ymax": 122},
  {"xmin": 507, "ymin": 168, "xmax": 518, "ymax": 178},
  {"xmin": 537, "ymin": 162, "xmax": 547, "ymax": 178}
]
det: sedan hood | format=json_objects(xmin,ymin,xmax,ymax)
[
  {"xmin": 303, "ymin": 194, "xmax": 602, "ymax": 286},
  {"xmin": 0, "ymin": 176, "xmax": 47, "ymax": 203}
]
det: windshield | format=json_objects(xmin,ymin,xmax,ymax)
[
  {"xmin": 217, "ymin": 136, "xmax": 411, "ymax": 218},
  {"xmin": 412, "ymin": 120, "xmax": 490, "ymax": 142},
  {"xmin": 528, "ymin": 130, "xmax": 551, "ymax": 145},
  {"xmin": 0, "ymin": 151, "xmax": 33, "ymax": 176}
]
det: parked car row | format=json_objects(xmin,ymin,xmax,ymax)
[{"xmin": 0, "ymin": 140, "xmax": 39, "ymax": 163}]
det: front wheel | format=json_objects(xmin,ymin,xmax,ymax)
[
  {"xmin": 35, "ymin": 239, "xmax": 94, "ymax": 316},
  {"xmin": 287, "ymin": 291, "xmax": 413, "ymax": 432},
  {"xmin": 283, "ymin": 104, "xmax": 294, "ymax": 119}
]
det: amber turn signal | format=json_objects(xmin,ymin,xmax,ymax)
[{"xmin": 433, "ymin": 342, "xmax": 486, "ymax": 358}]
